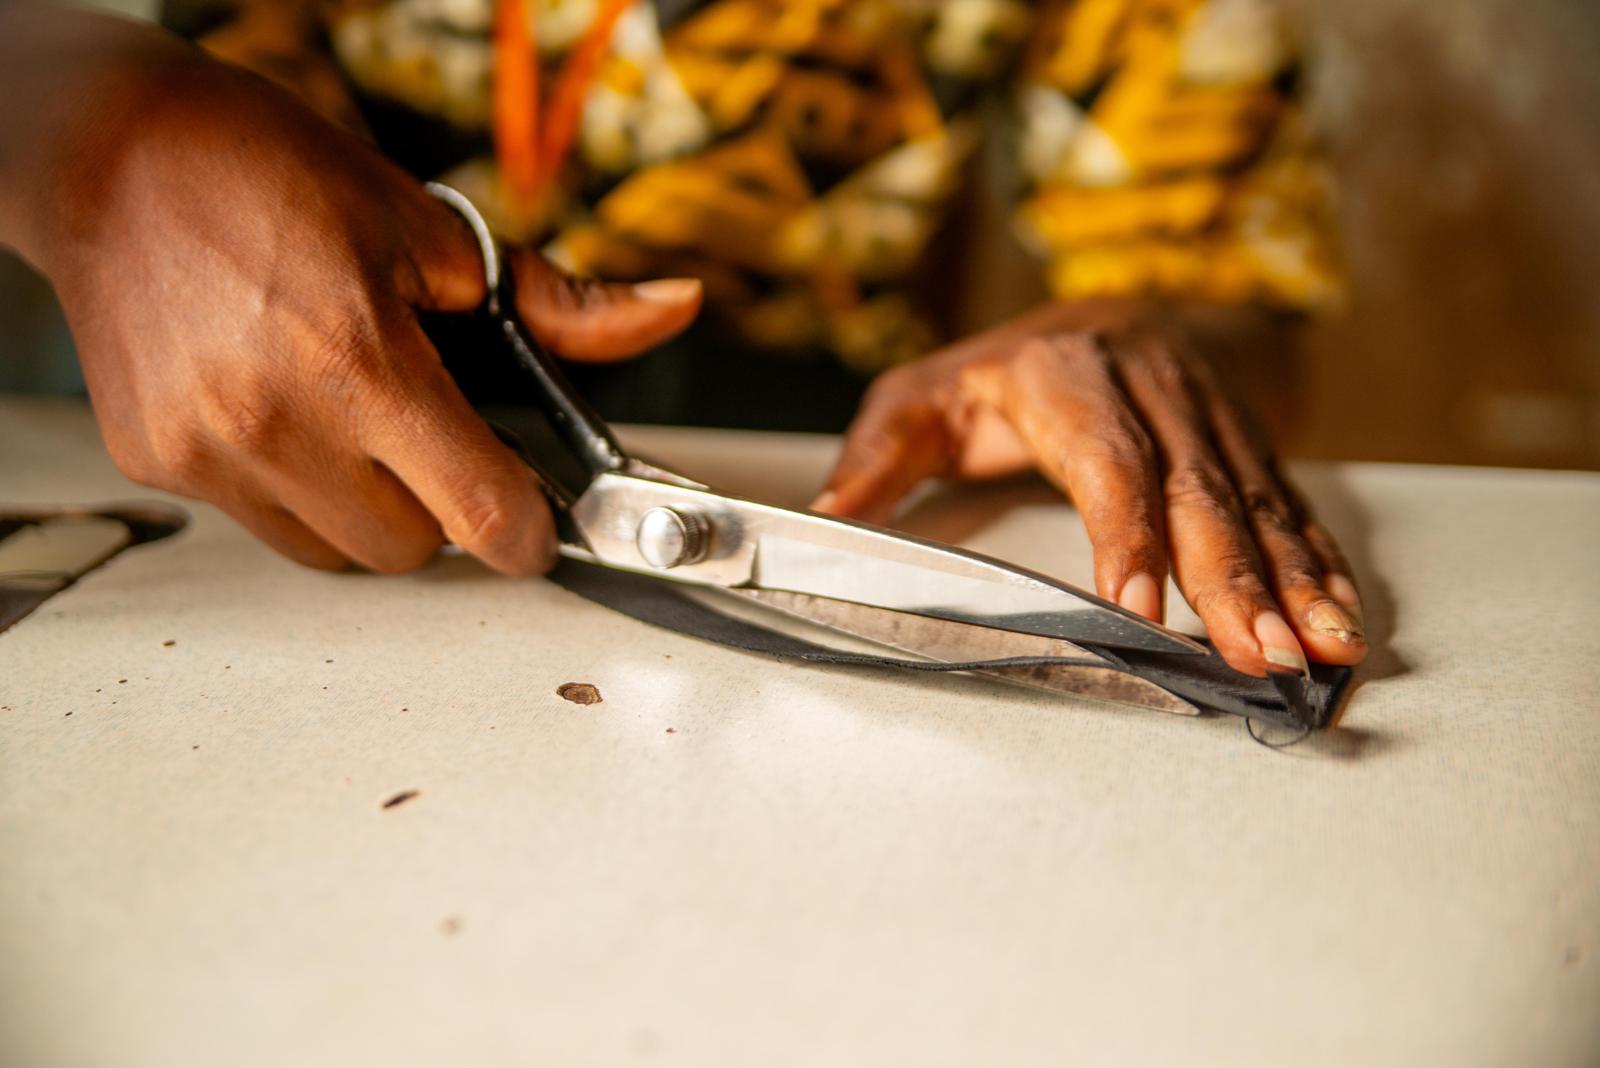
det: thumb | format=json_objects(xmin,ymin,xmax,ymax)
[{"xmin": 510, "ymin": 248, "xmax": 702, "ymax": 362}]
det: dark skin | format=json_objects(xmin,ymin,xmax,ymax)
[
  {"xmin": 0, "ymin": 6, "xmax": 701, "ymax": 576},
  {"xmin": 0, "ymin": 5, "xmax": 1366, "ymax": 678}
]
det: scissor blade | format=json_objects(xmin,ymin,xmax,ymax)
[
  {"xmin": 717, "ymin": 588, "xmax": 1201, "ymax": 715},
  {"xmin": 566, "ymin": 469, "xmax": 1204, "ymax": 657},
  {"xmin": 750, "ymin": 530, "xmax": 1203, "ymax": 656}
]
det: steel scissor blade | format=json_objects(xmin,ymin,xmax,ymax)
[
  {"xmin": 751, "ymin": 530, "xmax": 1202, "ymax": 655},
  {"xmin": 713, "ymin": 588, "xmax": 1200, "ymax": 715},
  {"xmin": 566, "ymin": 469, "xmax": 1205, "ymax": 658}
]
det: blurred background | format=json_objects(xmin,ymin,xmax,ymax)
[{"xmin": 4, "ymin": 0, "xmax": 1598, "ymax": 469}]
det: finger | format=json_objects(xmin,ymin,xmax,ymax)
[
  {"xmin": 969, "ymin": 334, "xmax": 1167, "ymax": 621},
  {"xmin": 218, "ymin": 498, "xmax": 351, "ymax": 572},
  {"xmin": 811, "ymin": 371, "xmax": 951, "ymax": 525},
  {"xmin": 360, "ymin": 319, "xmax": 559, "ymax": 576},
  {"xmin": 510, "ymin": 248, "xmax": 701, "ymax": 362},
  {"xmin": 107, "ymin": 425, "xmax": 350, "ymax": 571},
  {"xmin": 1303, "ymin": 521, "xmax": 1364, "ymax": 622},
  {"xmin": 260, "ymin": 456, "xmax": 445, "ymax": 575},
  {"xmin": 397, "ymin": 188, "xmax": 491, "ymax": 313},
  {"xmin": 1200, "ymin": 378, "xmax": 1366, "ymax": 665},
  {"xmin": 1120, "ymin": 345, "xmax": 1305, "ymax": 677},
  {"xmin": 1282, "ymin": 478, "xmax": 1363, "ymax": 621}
]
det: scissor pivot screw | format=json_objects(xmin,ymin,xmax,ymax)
[{"xmin": 636, "ymin": 507, "xmax": 710, "ymax": 569}]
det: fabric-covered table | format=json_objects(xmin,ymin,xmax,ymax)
[{"xmin": 2, "ymin": 395, "xmax": 1597, "ymax": 1066}]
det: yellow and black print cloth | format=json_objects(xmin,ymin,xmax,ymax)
[{"xmin": 180, "ymin": 0, "xmax": 1340, "ymax": 371}]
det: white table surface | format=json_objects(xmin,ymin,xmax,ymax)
[{"xmin": 2, "ymin": 395, "xmax": 1598, "ymax": 1067}]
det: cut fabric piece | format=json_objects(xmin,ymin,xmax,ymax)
[
  {"xmin": 0, "ymin": 503, "xmax": 190, "ymax": 635},
  {"xmin": 550, "ymin": 559, "xmax": 1351, "ymax": 731}
]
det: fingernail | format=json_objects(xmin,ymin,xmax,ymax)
[
  {"xmin": 1307, "ymin": 600, "xmax": 1364, "ymax": 644},
  {"xmin": 1325, "ymin": 573, "xmax": 1364, "ymax": 624},
  {"xmin": 1117, "ymin": 572, "xmax": 1162, "ymax": 621},
  {"xmin": 1254, "ymin": 611, "xmax": 1309, "ymax": 676},
  {"xmin": 632, "ymin": 277, "xmax": 701, "ymax": 303},
  {"xmin": 810, "ymin": 490, "xmax": 838, "ymax": 513}
]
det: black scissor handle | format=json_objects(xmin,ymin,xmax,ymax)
[
  {"xmin": 485, "ymin": 291, "xmax": 626, "ymax": 493},
  {"xmin": 421, "ymin": 183, "xmax": 625, "ymax": 506}
]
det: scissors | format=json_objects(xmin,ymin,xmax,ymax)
[{"xmin": 422, "ymin": 183, "xmax": 1218, "ymax": 716}]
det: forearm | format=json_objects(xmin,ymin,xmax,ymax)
[{"xmin": 0, "ymin": 5, "xmax": 194, "ymax": 270}]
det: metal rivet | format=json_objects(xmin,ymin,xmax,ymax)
[{"xmin": 635, "ymin": 507, "xmax": 709, "ymax": 569}]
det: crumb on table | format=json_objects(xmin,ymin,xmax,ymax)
[
  {"xmin": 381, "ymin": 789, "xmax": 420, "ymax": 810},
  {"xmin": 557, "ymin": 682, "xmax": 602, "ymax": 705}
]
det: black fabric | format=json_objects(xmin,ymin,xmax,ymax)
[{"xmin": 550, "ymin": 559, "xmax": 1352, "ymax": 731}]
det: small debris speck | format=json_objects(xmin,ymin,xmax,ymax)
[
  {"xmin": 557, "ymin": 682, "xmax": 602, "ymax": 705},
  {"xmin": 381, "ymin": 789, "xmax": 420, "ymax": 810},
  {"xmin": 117, "ymin": 679, "xmax": 127, "ymax": 684},
  {"xmin": 64, "ymin": 711, "xmax": 72, "ymax": 717},
  {"xmin": 162, "ymin": 640, "xmax": 176, "ymax": 647},
  {"xmin": 324, "ymin": 659, "xmax": 334, "ymax": 664},
  {"xmin": 665, "ymin": 727, "xmax": 676, "ymax": 734},
  {"xmin": 441, "ymin": 916, "xmax": 463, "ymax": 936},
  {"xmin": 192, "ymin": 745, "xmax": 199, "ymax": 750}
]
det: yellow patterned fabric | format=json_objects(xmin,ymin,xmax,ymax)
[{"xmin": 219, "ymin": 0, "xmax": 1340, "ymax": 369}]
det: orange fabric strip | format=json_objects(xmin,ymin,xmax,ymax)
[
  {"xmin": 493, "ymin": 0, "xmax": 541, "ymax": 204},
  {"xmin": 535, "ymin": 0, "xmax": 634, "ymax": 200}
]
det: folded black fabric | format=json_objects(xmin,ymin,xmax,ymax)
[{"xmin": 550, "ymin": 559, "xmax": 1352, "ymax": 732}]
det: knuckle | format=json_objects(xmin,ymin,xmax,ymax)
[
  {"xmin": 197, "ymin": 375, "xmax": 284, "ymax": 458},
  {"xmin": 308, "ymin": 315, "xmax": 384, "ymax": 397},
  {"xmin": 1141, "ymin": 350, "xmax": 1190, "ymax": 395},
  {"xmin": 1188, "ymin": 572, "xmax": 1269, "ymax": 622},
  {"xmin": 525, "ymin": 258, "xmax": 597, "ymax": 316},
  {"xmin": 1163, "ymin": 462, "xmax": 1239, "ymax": 519},
  {"xmin": 1276, "ymin": 561, "xmax": 1324, "ymax": 592},
  {"xmin": 454, "ymin": 492, "xmax": 517, "ymax": 553},
  {"xmin": 447, "ymin": 474, "xmax": 545, "ymax": 568},
  {"xmin": 1085, "ymin": 420, "xmax": 1156, "ymax": 471},
  {"xmin": 1240, "ymin": 485, "xmax": 1297, "ymax": 530},
  {"xmin": 1067, "ymin": 434, "xmax": 1157, "ymax": 520},
  {"xmin": 146, "ymin": 425, "xmax": 210, "ymax": 484},
  {"xmin": 1022, "ymin": 331, "xmax": 1105, "ymax": 372}
]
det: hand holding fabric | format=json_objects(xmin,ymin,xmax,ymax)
[{"xmin": 814, "ymin": 300, "xmax": 1368, "ymax": 679}]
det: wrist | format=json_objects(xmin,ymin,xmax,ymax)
[{"xmin": 0, "ymin": 8, "xmax": 204, "ymax": 272}]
